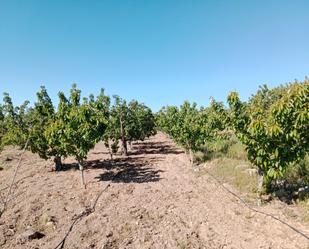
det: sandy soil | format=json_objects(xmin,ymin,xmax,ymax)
[{"xmin": 0, "ymin": 132, "xmax": 308, "ymax": 249}]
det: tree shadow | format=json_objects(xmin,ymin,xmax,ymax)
[
  {"xmin": 91, "ymin": 151, "xmax": 110, "ymax": 155},
  {"xmin": 61, "ymin": 156, "xmax": 164, "ymax": 184},
  {"xmin": 93, "ymin": 157, "xmax": 164, "ymax": 183},
  {"xmin": 129, "ymin": 140, "xmax": 183, "ymax": 156},
  {"xmin": 59, "ymin": 163, "xmax": 80, "ymax": 171},
  {"xmin": 267, "ymin": 181, "xmax": 309, "ymax": 205},
  {"xmin": 59, "ymin": 138, "xmax": 178, "ymax": 182}
]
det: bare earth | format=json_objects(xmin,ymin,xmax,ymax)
[{"xmin": 0, "ymin": 132, "xmax": 308, "ymax": 249}]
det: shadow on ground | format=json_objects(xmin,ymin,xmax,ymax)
[
  {"xmin": 93, "ymin": 157, "xmax": 164, "ymax": 183},
  {"xmin": 60, "ymin": 139, "xmax": 176, "ymax": 183},
  {"xmin": 129, "ymin": 140, "xmax": 183, "ymax": 156}
]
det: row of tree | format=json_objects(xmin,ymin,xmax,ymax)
[
  {"xmin": 156, "ymin": 79, "xmax": 309, "ymax": 196},
  {"xmin": 1, "ymin": 80, "xmax": 308, "ymax": 194},
  {"xmin": 0, "ymin": 85, "xmax": 156, "ymax": 186},
  {"xmin": 155, "ymin": 99, "xmax": 228, "ymax": 164}
]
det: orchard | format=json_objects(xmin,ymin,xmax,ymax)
[
  {"xmin": 0, "ymin": 80, "xmax": 308, "ymax": 195},
  {"xmin": 0, "ymin": 85, "xmax": 156, "ymax": 188}
]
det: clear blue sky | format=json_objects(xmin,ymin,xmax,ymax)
[{"xmin": 0, "ymin": 0, "xmax": 308, "ymax": 111}]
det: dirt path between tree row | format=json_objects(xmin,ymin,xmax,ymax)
[{"xmin": 0, "ymin": 132, "xmax": 308, "ymax": 249}]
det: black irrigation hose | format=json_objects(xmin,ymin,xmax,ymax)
[
  {"xmin": 53, "ymin": 158, "xmax": 132, "ymax": 249},
  {"xmin": 0, "ymin": 138, "xmax": 29, "ymax": 219},
  {"xmin": 53, "ymin": 183, "xmax": 111, "ymax": 249},
  {"xmin": 202, "ymin": 167, "xmax": 309, "ymax": 241},
  {"xmin": 0, "ymin": 174, "xmax": 36, "ymax": 194}
]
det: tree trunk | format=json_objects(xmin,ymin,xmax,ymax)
[
  {"xmin": 257, "ymin": 167, "xmax": 264, "ymax": 206},
  {"xmin": 54, "ymin": 156, "xmax": 62, "ymax": 171},
  {"xmin": 108, "ymin": 140, "xmax": 113, "ymax": 160},
  {"xmin": 128, "ymin": 141, "xmax": 132, "ymax": 151},
  {"xmin": 79, "ymin": 161, "xmax": 86, "ymax": 189},
  {"xmin": 122, "ymin": 138, "xmax": 128, "ymax": 156},
  {"xmin": 120, "ymin": 119, "xmax": 127, "ymax": 156},
  {"xmin": 189, "ymin": 149, "xmax": 194, "ymax": 166}
]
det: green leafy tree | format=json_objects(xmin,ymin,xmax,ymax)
[
  {"xmin": 157, "ymin": 102, "xmax": 205, "ymax": 164},
  {"xmin": 175, "ymin": 101, "xmax": 205, "ymax": 164},
  {"xmin": 248, "ymin": 84, "xmax": 287, "ymax": 115},
  {"xmin": 156, "ymin": 100, "xmax": 228, "ymax": 165},
  {"xmin": 92, "ymin": 90, "xmax": 119, "ymax": 159},
  {"xmin": 227, "ymin": 80, "xmax": 309, "ymax": 200},
  {"xmin": 138, "ymin": 103, "xmax": 156, "ymax": 139},
  {"xmin": 26, "ymin": 86, "xmax": 66, "ymax": 170},
  {"xmin": 103, "ymin": 113, "xmax": 120, "ymax": 159},
  {"xmin": 46, "ymin": 85, "xmax": 108, "ymax": 187},
  {"xmin": 45, "ymin": 92, "xmax": 71, "ymax": 171},
  {"xmin": 1, "ymin": 93, "xmax": 31, "ymax": 147},
  {"xmin": 92, "ymin": 89, "xmax": 111, "ymax": 143},
  {"xmin": 0, "ymin": 104, "xmax": 5, "ymax": 150},
  {"xmin": 156, "ymin": 105, "xmax": 179, "ymax": 137},
  {"xmin": 103, "ymin": 97, "xmax": 156, "ymax": 157},
  {"xmin": 109, "ymin": 95, "xmax": 128, "ymax": 155},
  {"xmin": 127, "ymin": 100, "xmax": 156, "ymax": 146},
  {"xmin": 200, "ymin": 98, "xmax": 229, "ymax": 140},
  {"xmin": 1, "ymin": 93, "xmax": 18, "ymax": 146}
]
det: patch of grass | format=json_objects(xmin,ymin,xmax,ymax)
[
  {"xmin": 200, "ymin": 139, "xmax": 230, "ymax": 161},
  {"xmin": 196, "ymin": 138, "xmax": 309, "ymax": 220},
  {"xmin": 205, "ymin": 156, "xmax": 309, "ymax": 224},
  {"xmin": 194, "ymin": 151, "xmax": 207, "ymax": 164},
  {"xmin": 177, "ymin": 240, "xmax": 188, "ymax": 249},
  {"xmin": 34, "ymin": 213, "xmax": 56, "ymax": 232},
  {"xmin": 206, "ymin": 158, "xmax": 258, "ymax": 194},
  {"xmin": 194, "ymin": 137, "xmax": 247, "ymax": 163},
  {"xmin": 227, "ymin": 142, "xmax": 247, "ymax": 161},
  {"xmin": 121, "ymin": 222, "xmax": 131, "ymax": 234},
  {"xmin": 283, "ymin": 155, "xmax": 309, "ymax": 187}
]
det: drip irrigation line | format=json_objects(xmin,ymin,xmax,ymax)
[
  {"xmin": 202, "ymin": 166, "xmax": 309, "ymax": 241},
  {"xmin": 0, "ymin": 138, "xmax": 29, "ymax": 219},
  {"xmin": 53, "ymin": 183, "xmax": 111, "ymax": 249},
  {"xmin": 0, "ymin": 174, "xmax": 35, "ymax": 193}
]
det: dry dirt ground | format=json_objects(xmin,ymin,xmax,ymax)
[{"xmin": 0, "ymin": 132, "xmax": 308, "ymax": 249}]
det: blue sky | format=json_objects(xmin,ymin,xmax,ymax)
[{"xmin": 0, "ymin": 0, "xmax": 308, "ymax": 111}]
